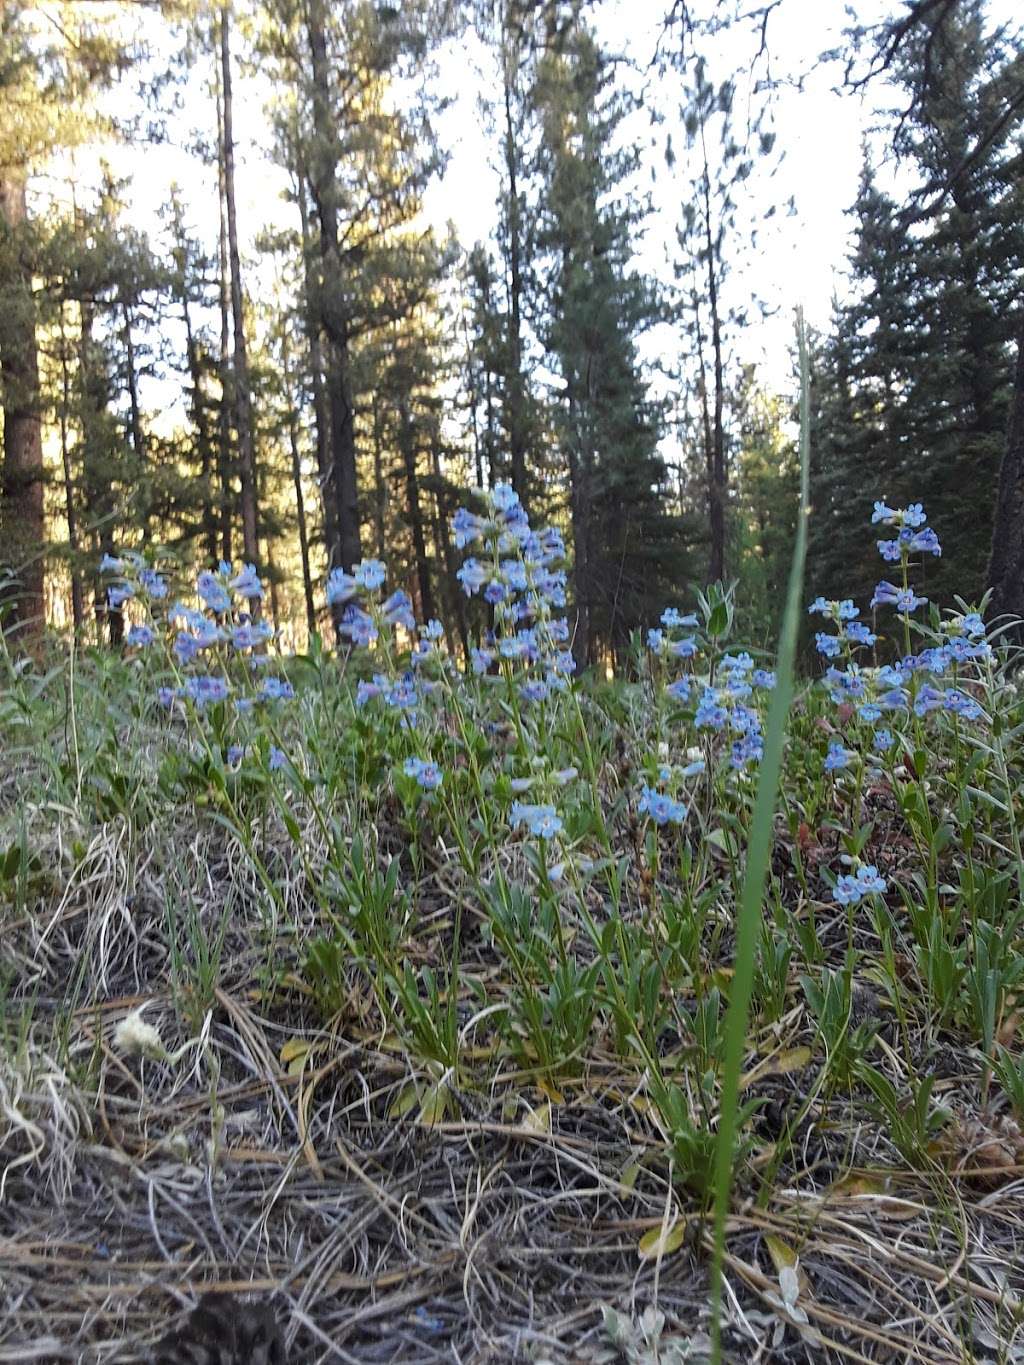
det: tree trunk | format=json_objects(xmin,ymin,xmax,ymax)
[
  {"xmin": 702, "ymin": 154, "xmax": 726, "ymax": 585},
  {"xmin": 567, "ymin": 375, "xmax": 592, "ymax": 669},
  {"xmin": 987, "ymin": 323, "xmax": 1024, "ymax": 631},
  {"xmin": 79, "ymin": 299, "xmax": 122, "ymax": 647},
  {"xmin": 398, "ymin": 397, "xmax": 435, "ymax": 624},
  {"xmin": 294, "ymin": 153, "xmax": 339, "ymax": 571},
  {"xmin": 58, "ymin": 306, "xmax": 84, "ymax": 632},
  {"xmin": 305, "ymin": 0, "xmax": 361, "ymax": 573},
  {"xmin": 281, "ymin": 328, "xmax": 316, "ymax": 635},
  {"xmin": 219, "ymin": 3, "xmax": 260, "ymax": 571},
  {"xmin": 429, "ymin": 434, "xmax": 469, "ymax": 660},
  {"xmin": 182, "ymin": 291, "xmax": 220, "ymax": 566},
  {"xmin": 0, "ymin": 174, "xmax": 46, "ymax": 639},
  {"xmin": 121, "ymin": 304, "xmax": 150, "ymax": 544},
  {"xmin": 501, "ymin": 21, "xmax": 531, "ymax": 514},
  {"xmin": 216, "ymin": 63, "xmax": 234, "ymax": 567}
]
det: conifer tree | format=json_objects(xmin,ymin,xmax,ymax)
[{"xmin": 534, "ymin": 14, "xmax": 688, "ymax": 666}]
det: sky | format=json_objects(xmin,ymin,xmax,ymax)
[{"xmin": 39, "ymin": 1, "xmax": 970, "ymax": 415}]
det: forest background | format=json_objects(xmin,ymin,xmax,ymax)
[{"xmin": 2, "ymin": 0, "xmax": 1023, "ymax": 667}]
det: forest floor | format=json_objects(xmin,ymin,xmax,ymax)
[{"xmin": 3, "ymin": 600, "xmax": 1024, "ymax": 1363}]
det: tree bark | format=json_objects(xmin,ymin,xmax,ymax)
[
  {"xmin": 215, "ymin": 61, "xmax": 234, "ymax": 567},
  {"xmin": 305, "ymin": 0, "xmax": 362, "ymax": 573},
  {"xmin": 220, "ymin": 3, "xmax": 259, "ymax": 570},
  {"xmin": 79, "ymin": 299, "xmax": 122, "ymax": 646},
  {"xmin": 121, "ymin": 304, "xmax": 150, "ymax": 544},
  {"xmin": 702, "ymin": 148, "xmax": 726, "ymax": 585},
  {"xmin": 987, "ymin": 323, "xmax": 1024, "ymax": 630},
  {"xmin": 398, "ymin": 396, "xmax": 435, "ymax": 624},
  {"xmin": 501, "ymin": 17, "xmax": 531, "ymax": 514},
  {"xmin": 281, "ymin": 328, "xmax": 316, "ymax": 635},
  {"xmin": 58, "ymin": 306, "xmax": 84, "ymax": 632},
  {"xmin": 0, "ymin": 174, "xmax": 46, "ymax": 639},
  {"xmin": 295, "ymin": 157, "xmax": 341, "ymax": 572}
]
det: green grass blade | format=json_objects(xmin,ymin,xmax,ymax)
[{"xmin": 708, "ymin": 308, "xmax": 812, "ymax": 1359}]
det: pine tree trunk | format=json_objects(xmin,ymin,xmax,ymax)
[
  {"xmin": 501, "ymin": 28, "xmax": 531, "ymax": 514},
  {"xmin": 567, "ymin": 377, "xmax": 592, "ymax": 669},
  {"xmin": 182, "ymin": 293, "xmax": 220, "ymax": 566},
  {"xmin": 79, "ymin": 300, "xmax": 122, "ymax": 647},
  {"xmin": 219, "ymin": 3, "xmax": 259, "ymax": 571},
  {"xmin": 429, "ymin": 435, "xmax": 469, "ymax": 659},
  {"xmin": 58, "ymin": 307, "xmax": 84, "ymax": 632},
  {"xmin": 295, "ymin": 154, "xmax": 340, "ymax": 572},
  {"xmin": 216, "ymin": 68, "xmax": 234, "ymax": 567},
  {"xmin": 987, "ymin": 324, "xmax": 1024, "ymax": 632},
  {"xmin": 121, "ymin": 304, "xmax": 150, "ymax": 544},
  {"xmin": 282, "ymin": 329, "xmax": 316, "ymax": 635},
  {"xmin": 0, "ymin": 174, "xmax": 46, "ymax": 639},
  {"xmin": 399, "ymin": 398, "xmax": 435, "ymax": 624},
  {"xmin": 703, "ymin": 158, "xmax": 726, "ymax": 584},
  {"xmin": 306, "ymin": 0, "xmax": 361, "ymax": 574}
]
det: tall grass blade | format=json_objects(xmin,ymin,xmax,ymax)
[{"xmin": 708, "ymin": 308, "xmax": 812, "ymax": 1359}]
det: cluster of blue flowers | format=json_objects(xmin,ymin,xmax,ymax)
[
  {"xmin": 99, "ymin": 556, "xmax": 294, "ymax": 769},
  {"xmin": 811, "ymin": 502, "xmax": 990, "ymax": 772},
  {"xmin": 810, "ymin": 500, "xmax": 997, "ymax": 905},
  {"xmin": 327, "ymin": 558, "xmax": 417, "ymax": 646},
  {"xmin": 453, "ymin": 483, "xmax": 574, "ymax": 704},
  {"xmin": 834, "ymin": 863, "xmax": 887, "ymax": 906}
]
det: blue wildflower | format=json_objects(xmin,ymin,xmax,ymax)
[
  {"xmin": 666, "ymin": 678, "xmax": 691, "ymax": 703},
  {"xmin": 510, "ymin": 802, "xmax": 563, "ymax": 839},
  {"xmin": 138, "ymin": 567, "xmax": 168, "ymax": 599},
  {"xmin": 382, "ymin": 589, "xmax": 416, "ymax": 630},
  {"xmin": 403, "ymin": 756, "xmax": 443, "ymax": 790},
  {"xmin": 669, "ymin": 636, "xmax": 698, "ymax": 659},
  {"xmin": 824, "ymin": 742, "xmax": 854, "ymax": 772},
  {"xmin": 457, "ymin": 558, "xmax": 487, "ymax": 596},
  {"xmin": 661, "ymin": 608, "xmax": 699, "ymax": 628},
  {"xmin": 260, "ymin": 677, "xmax": 294, "ymax": 702},
  {"xmin": 108, "ymin": 584, "xmax": 133, "ymax": 608},
  {"xmin": 354, "ymin": 559, "xmax": 386, "ymax": 591},
  {"xmin": 126, "ymin": 624, "xmax": 154, "ymax": 648},
  {"xmin": 873, "ymin": 728, "xmax": 895, "ymax": 752},
  {"xmin": 268, "ymin": 747, "xmax": 287, "ymax": 771},
  {"xmin": 638, "ymin": 786, "xmax": 687, "ymax": 825},
  {"xmin": 326, "ymin": 568, "xmax": 358, "ymax": 606},
  {"xmin": 520, "ymin": 680, "xmax": 550, "ymax": 703},
  {"xmin": 816, "ymin": 632, "xmax": 842, "ymax": 658},
  {"xmin": 185, "ymin": 676, "xmax": 229, "ymax": 708},
  {"xmin": 196, "ymin": 570, "xmax": 230, "ymax": 614},
  {"xmin": 230, "ymin": 563, "xmax": 263, "ymax": 600}
]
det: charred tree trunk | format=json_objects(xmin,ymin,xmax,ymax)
[{"xmin": 0, "ymin": 174, "xmax": 46, "ymax": 639}]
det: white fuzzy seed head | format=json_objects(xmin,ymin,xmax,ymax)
[{"xmin": 114, "ymin": 1008, "xmax": 168, "ymax": 1062}]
